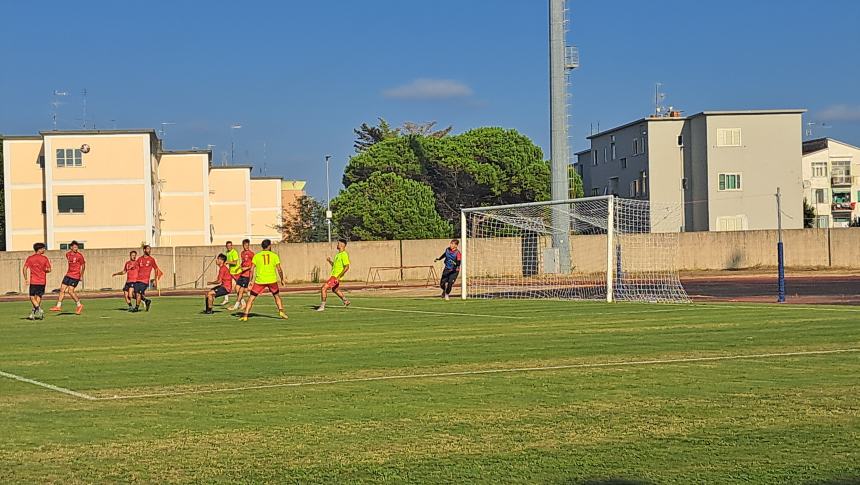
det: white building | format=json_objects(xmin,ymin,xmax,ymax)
[{"xmin": 802, "ymin": 138, "xmax": 860, "ymax": 228}]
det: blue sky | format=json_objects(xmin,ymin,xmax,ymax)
[{"xmin": 2, "ymin": 0, "xmax": 859, "ymax": 200}]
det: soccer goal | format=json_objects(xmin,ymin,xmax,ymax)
[{"xmin": 460, "ymin": 196, "xmax": 690, "ymax": 303}]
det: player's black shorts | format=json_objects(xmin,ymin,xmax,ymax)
[
  {"xmin": 441, "ymin": 268, "xmax": 459, "ymax": 283},
  {"xmin": 134, "ymin": 282, "xmax": 149, "ymax": 295},
  {"xmin": 61, "ymin": 276, "xmax": 80, "ymax": 288},
  {"xmin": 123, "ymin": 282, "xmax": 136, "ymax": 292},
  {"xmin": 29, "ymin": 284, "xmax": 46, "ymax": 297},
  {"xmin": 236, "ymin": 276, "xmax": 250, "ymax": 289},
  {"xmin": 211, "ymin": 286, "xmax": 229, "ymax": 298}
]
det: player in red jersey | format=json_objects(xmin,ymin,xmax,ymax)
[
  {"xmin": 22, "ymin": 242, "xmax": 52, "ymax": 320},
  {"xmin": 229, "ymin": 238, "xmax": 255, "ymax": 311},
  {"xmin": 133, "ymin": 245, "xmax": 163, "ymax": 312},
  {"xmin": 204, "ymin": 254, "xmax": 233, "ymax": 314},
  {"xmin": 113, "ymin": 250, "xmax": 139, "ymax": 311},
  {"xmin": 50, "ymin": 240, "xmax": 85, "ymax": 314}
]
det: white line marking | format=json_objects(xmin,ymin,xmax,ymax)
[
  {"xmin": 344, "ymin": 305, "xmax": 528, "ymax": 320},
  {"xmin": 94, "ymin": 348, "xmax": 859, "ymax": 401},
  {"xmin": 690, "ymin": 303, "xmax": 860, "ymax": 313},
  {"xmin": 0, "ymin": 370, "xmax": 96, "ymax": 401}
]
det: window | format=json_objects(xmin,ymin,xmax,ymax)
[
  {"xmin": 832, "ymin": 160, "xmax": 851, "ymax": 184},
  {"xmin": 609, "ymin": 177, "xmax": 619, "ymax": 195},
  {"xmin": 632, "ymin": 138, "xmax": 641, "ymax": 155},
  {"xmin": 811, "ymin": 162, "xmax": 827, "ymax": 178},
  {"xmin": 59, "ymin": 242, "xmax": 85, "ymax": 250},
  {"xmin": 57, "ymin": 148, "xmax": 83, "ymax": 167},
  {"xmin": 677, "ymin": 135, "xmax": 684, "ymax": 146},
  {"xmin": 603, "ymin": 147, "xmax": 608, "ymax": 163},
  {"xmin": 718, "ymin": 173, "xmax": 742, "ymax": 191},
  {"xmin": 815, "ymin": 189, "xmax": 827, "ymax": 204},
  {"xmin": 620, "ymin": 157, "xmax": 627, "ymax": 169},
  {"xmin": 640, "ymin": 171, "xmax": 648, "ymax": 196},
  {"xmin": 717, "ymin": 215, "xmax": 748, "ymax": 231},
  {"xmin": 630, "ymin": 179, "xmax": 641, "ymax": 198},
  {"xmin": 57, "ymin": 195, "xmax": 85, "ymax": 213},
  {"xmin": 591, "ymin": 188, "xmax": 599, "ymax": 197},
  {"xmin": 610, "ymin": 142, "xmax": 616, "ymax": 160},
  {"xmin": 716, "ymin": 128, "xmax": 742, "ymax": 147},
  {"xmin": 592, "ymin": 150, "xmax": 598, "ymax": 166}
]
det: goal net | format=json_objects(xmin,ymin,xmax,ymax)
[{"xmin": 460, "ymin": 196, "xmax": 689, "ymax": 303}]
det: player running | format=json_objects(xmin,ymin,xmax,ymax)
[
  {"xmin": 222, "ymin": 241, "xmax": 240, "ymax": 306},
  {"xmin": 50, "ymin": 240, "xmax": 85, "ymax": 314},
  {"xmin": 133, "ymin": 245, "xmax": 163, "ymax": 312},
  {"xmin": 229, "ymin": 239, "xmax": 254, "ymax": 311},
  {"xmin": 113, "ymin": 250, "xmax": 139, "ymax": 311},
  {"xmin": 317, "ymin": 238, "xmax": 351, "ymax": 311},
  {"xmin": 240, "ymin": 239, "xmax": 287, "ymax": 322},
  {"xmin": 204, "ymin": 254, "xmax": 233, "ymax": 314},
  {"xmin": 435, "ymin": 239, "xmax": 462, "ymax": 301},
  {"xmin": 22, "ymin": 243, "xmax": 52, "ymax": 320}
]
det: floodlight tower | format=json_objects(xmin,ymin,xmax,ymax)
[{"xmin": 549, "ymin": 0, "xmax": 579, "ymax": 272}]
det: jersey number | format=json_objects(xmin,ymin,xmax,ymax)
[{"xmin": 262, "ymin": 255, "xmax": 270, "ymax": 265}]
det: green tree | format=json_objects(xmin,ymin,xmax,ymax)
[
  {"xmin": 343, "ymin": 136, "xmax": 424, "ymax": 187},
  {"xmin": 353, "ymin": 118, "xmax": 401, "ymax": 152},
  {"xmin": 803, "ymin": 198, "xmax": 816, "ymax": 228},
  {"xmin": 279, "ymin": 195, "xmax": 329, "ymax": 243},
  {"xmin": 569, "ymin": 165, "xmax": 584, "ymax": 199},
  {"xmin": 332, "ymin": 172, "xmax": 452, "ymax": 241}
]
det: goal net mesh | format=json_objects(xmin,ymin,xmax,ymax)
[{"xmin": 463, "ymin": 197, "xmax": 689, "ymax": 303}]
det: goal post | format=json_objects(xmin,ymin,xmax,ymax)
[{"xmin": 460, "ymin": 196, "xmax": 689, "ymax": 303}]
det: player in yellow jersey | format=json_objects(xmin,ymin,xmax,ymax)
[
  {"xmin": 222, "ymin": 241, "xmax": 240, "ymax": 306},
  {"xmin": 240, "ymin": 239, "xmax": 288, "ymax": 321},
  {"xmin": 317, "ymin": 238, "xmax": 351, "ymax": 311}
]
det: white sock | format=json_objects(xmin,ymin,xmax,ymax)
[
  {"xmin": 56, "ymin": 301, "xmax": 63, "ymax": 308},
  {"xmin": 76, "ymin": 301, "xmax": 82, "ymax": 307},
  {"xmin": 319, "ymin": 301, "xmax": 326, "ymax": 308}
]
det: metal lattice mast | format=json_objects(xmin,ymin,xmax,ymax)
[{"xmin": 549, "ymin": 0, "xmax": 578, "ymax": 273}]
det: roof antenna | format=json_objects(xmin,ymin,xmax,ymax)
[{"xmin": 52, "ymin": 90, "xmax": 68, "ymax": 129}]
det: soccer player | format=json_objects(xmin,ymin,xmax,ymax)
[
  {"xmin": 22, "ymin": 242, "xmax": 52, "ymax": 320},
  {"xmin": 113, "ymin": 250, "xmax": 139, "ymax": 311},
  {"xmin": 50, "ymin": 240, "xmax": 85, "ymax": 314},
  {"xmin": 435, "ymin": 239, "xmax": 462, "ymax": 301},
  {"xmin": 133, "ymin": 245, "xmax": 163, "ymax": 312},
  {"xmin": 229, "ymin": 239, "xmax": 254, "ymax": 311},
  {"xmin": 222, "ymin": 241, "xmax": 240, "ymax": 306},
  {"xmin": 204, "ymin": 254, "xmax": 233, "ymax": 314},
  {"xmin": 240, "ymin": 239, "xmax": 287, "ymax": 322},
  {"xmin": 317, "ymin": 238, "xmax": 351, "ymax": 311}
]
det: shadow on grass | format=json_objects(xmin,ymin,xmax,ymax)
[{"xmin": 561, "ymin": 479, "xmax": 654, "ymax": 485}]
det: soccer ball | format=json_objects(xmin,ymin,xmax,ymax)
[{"xmin": 80, "ymin": 144, "xmax": 91, "ymax": 153}]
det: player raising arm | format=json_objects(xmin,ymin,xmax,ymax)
[
  {"xmin": 50, "ymin": 240, "xmax": 85, "ymax": 314},
  {"xmin": 317, "ymin": 238, "xmax": 350, "ymax": 311},
  {"xmin": 240, "ymin": 239, "xmax": 288, "ymax": 322},
  {"xmin": 133, "ymin": 245, "xmax": 163, "ymax": 312},
  {"xmin": 204, "ymin": 254, "xmax": 233, "ymax": 314},
  {"xmin": 434, "ymin": 239, "xmax": 462, "ymax": 301},
  {"xmin": 23, "ymin": 242, "xmax": 52, "ymax": 320},
  {"xmin": 113, "ymin": 250, "xmax": 139, "ymax": 311}
]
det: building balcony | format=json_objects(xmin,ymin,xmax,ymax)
[
  {"xmin": 831, "ymin": 202, "xmax": 855, "ymax": 212},
  {"xmin": 831, "ymin": 175, "xmax": 854, "ymax": 186}
]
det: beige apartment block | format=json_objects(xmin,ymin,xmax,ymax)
[
  {"xmin": 577, "ymin": 110, "xmax": 805, "ymax": 232},
  {"xmin": 802, "ymin": 138, "xmax": 860, "ymax": 228},
  {"xmin": 2, "ymin": 130, "xmax": 288, "ymax": 251}
]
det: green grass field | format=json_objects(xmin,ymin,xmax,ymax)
[{"xmin": 1, "ymin": 294, "xmax": 858, "ymax": 484}]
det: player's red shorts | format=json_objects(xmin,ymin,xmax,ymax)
[
  {"xmin": 250, "ymin": 282, "xmax": 280, "ymax": 295},
  {"xmin": 325, "ymin": 276, "xmax": 340, "ymax": 290}
]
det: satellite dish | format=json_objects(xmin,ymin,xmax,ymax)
[{"xmin": 80, "ymin": 144, "xmax": 91, "ymax": 153}]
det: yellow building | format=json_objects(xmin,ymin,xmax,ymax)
[{"xmin": 2, "ymin": 130, "xmax": 290, "ymax": 250}]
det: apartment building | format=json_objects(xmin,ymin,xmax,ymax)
[
  {"xmin": 576, "ymin": 110, "xmax": 805, "ymax": 232},
  {"xmin": 2, "ymin": 130, "xmax": 285, "ymax": 251},
  {"xmin": 802, "ymin": 138, "xmax": 860, "ymax": 228}
]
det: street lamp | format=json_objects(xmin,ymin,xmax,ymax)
[
  {"xmin": 230, "ymin": 123, "xmax": 242, "ymax": 165},
  {"xmin": 325, "ymin": 155, "xmax": 332, "ymax": 243}
]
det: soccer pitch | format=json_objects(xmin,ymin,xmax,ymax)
[{"xmin": 1, "ymin": 295, "xmax": 858, "ymax": 483}]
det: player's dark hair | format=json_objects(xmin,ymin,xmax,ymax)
[
  {"xmin": 143, "ymin": 244, "xmax": 151, "ymax": 250},
  {"xmin": 33, "ymin": 242, "xmax": 46, "ymax": 252},
  {"xmin": 70, "ymin": 240, "xmax": 79, "ymax": 247},
  {"xmin": 338, "ymin": 238, "xmax": 348, "ymax": 245},
  {"xmin": 242, "ymin": 239, "xmax": 250, "ymax": 245},
  {"xmin": 217, "ymin": 253, "xmax": 227, "ymax": 262},
  {"xmin": 261, "ymin": 239, "xmax": 272, "ymax": 249},
  {"xmin": 451, "ymin": 239, "xmax": 459, "ymax": 245},
  {"xmin": 226, "ymin": 240, "xmax": 233, "ymax": 245},
  {"xmin": 130, "ymin": 250, "xmax": 137, "ymax": 256}
]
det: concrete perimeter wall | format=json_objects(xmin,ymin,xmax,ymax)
[{"xmin": 0, "ymin": 229, "xmax": 857, "ymax": 294}]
